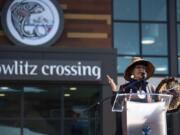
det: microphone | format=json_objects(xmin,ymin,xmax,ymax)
[
  {"xmin": 121, "ymin": 72, "xmax": 147, "ymax": 92},
  {"xmin": 141, "ymin": 71, "xmax": 147, "ymax": 79}
]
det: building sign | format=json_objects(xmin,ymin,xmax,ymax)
[
  {"xmin": 0, "ymin": 60, "xmax": 102, "ymax": 81},
  {"xmin": 1, "ymin": 0, "xmax": 64, "ymax": 47}
]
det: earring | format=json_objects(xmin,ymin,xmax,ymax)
[{"xmin": 130, "ymin": 74, "xmax": 134, "ymax": 79}]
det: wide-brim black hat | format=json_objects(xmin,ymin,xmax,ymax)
[{"xmin": 124, "ymin": 57, "xmax": 155, "ymax": 81}]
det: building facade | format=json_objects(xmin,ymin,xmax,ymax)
[{"xmin": 0, "ymin": 0, "xmax": 179, "ymax": 135}]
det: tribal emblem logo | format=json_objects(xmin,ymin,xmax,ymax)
[
  {"xmin": 10, "ymin": 1, "xmax": 53, "ymax": 39},
  {"xmin": 2, "ymin": 0, "xmax": 64, "ymax": 46}
]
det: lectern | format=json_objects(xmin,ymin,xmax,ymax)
[{"xmin": 112, "ymin": 93, "xmax": 172, "ymax": 135}]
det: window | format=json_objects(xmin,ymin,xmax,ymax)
[
  {"xmin": 141, "ymin": 0, "xmax": 167, "ymax": 21},
  {"xmin": 113, "ymin": 0, "xmax": 139, "ymax": 20},
  {"xmin": 0, "ymin": 86, "xmax": 21, "ymax": 135},
  {"xmin": 113, "ymin": 0, "xmax": 168, "ymax": 75},
  {"xmin": 142, "ymin": 23, "xmax": 167, "ymax": 55},
  {"xmin": 64, "ymin": 85, "xmax": 101, "ymax": 135},
  {"xmin": 177, "ymin": 0, "xmax": 180, "ymax": 74},
  {"xmin": 114, "ymin": 23, "xmax": 139, "ymax": 55},
  {"xmin": 0, "ymin": 84, "xmax": 101, "ymax": 135}
]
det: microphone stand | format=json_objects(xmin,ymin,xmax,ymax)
[
  {"xmin": 121, "ymin": 78, "xmax": 145, "ymax": 92},
  {"xmin": 120, "ymin": 76, "xmax": 146, "ymax": 101},
  {"xmin": 85, "ymin": 78, "xmax": 145, "ymax": 112},
  {"xmin": 84, "ymin": 76, "xmax": 146, "ymax": 112},
  {"xmin": 83, "ymin": 96, "xmax": 113, "ymax": 112}
]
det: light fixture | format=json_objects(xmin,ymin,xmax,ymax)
[
  {"xmin": 0, "ymin": 94, "xmax": 5, "ymax": 97},
  {"xmin": 24, "ymin": 87, "xmax": 45, "ymax": 93},
  {"xmin": 156, "ymin": 67, "xmax": 167, "ymax": 72},
  {"xmin": 0, "ymin": 87, "xmax": 9, "ymax": 90},
  {"xmin": 141, "ymin": 37, "xmax": 155, "ymax": 45},
  {"xmin": 64, "ymin": 93, "xmax": 71, "ymax": 97},
  {"xmin": 69, "ymin": 87, "xmax": 77, "ymax": 91}
]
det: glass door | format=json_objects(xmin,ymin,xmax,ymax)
[
  {"xmin": 64, "ymin": 85, "xmax": 101, "ymax": 135},
  {"xmin": 0, "ymin": 86, "xmax": 21, "ymax": 135},
  {"xmin": 0, "ymin": 84, "xmax": 101, "ymax": 135}
]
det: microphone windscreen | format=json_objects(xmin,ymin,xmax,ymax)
[{"xmin": 142, "ymin": 72, "xmax": 147, "ymax": 79}]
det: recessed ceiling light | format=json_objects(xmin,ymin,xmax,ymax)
[
  {"xmin": 141, "ymin": 37, "xmax": 155, "ymax": 45},
  {"xmin": 0, "ymin": 87, "xmax": 9, "ymax": 90},
  {"xmin": 156, "ymin": 67, "xmax": 167, "ymax": 71},
  {"xmin": 69, "ymin": 87, "xmax": 77, "ymax": 91},
  {"xmin": 0, "ymin": 94, "xmax": 5, "ymax": 97},
  {"xmin": 64, "ymin": 93, "xmax": 71, "ymax": 97}
]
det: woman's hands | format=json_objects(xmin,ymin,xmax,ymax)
[{"xmin": 106, "ymin": 75, "xmax": 118, "ymax": 92}]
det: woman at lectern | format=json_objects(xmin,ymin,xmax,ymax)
[{"xmin": 106, "ymin": 57, "xmax": 155, "ymax": 135}]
